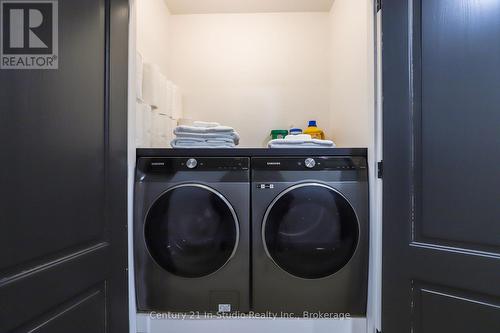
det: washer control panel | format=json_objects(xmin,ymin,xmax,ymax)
[{"xmin": 139, "ymin": 157, "xmax": 250, "ymax": 173}]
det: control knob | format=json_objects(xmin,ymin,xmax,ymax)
[
  {"xmin": 186, "ymin": 158, "xmax": 198, "ymax": 169},
  {"xmin": 305, "ymin": 158, "xmax": 316, "ymax": 169}
]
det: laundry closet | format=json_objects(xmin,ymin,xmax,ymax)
[{"xmin": 129, "ymin": 0, "xmax": 380, "ymax": 332}]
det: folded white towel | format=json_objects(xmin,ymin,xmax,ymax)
[
  {"xmin": 172, "ymin": 123, "xmax": 239, "ymax": 148},
  {"xmin": 172, "ymin": 144, "xmax": 235, "ymax": 149},
  {"xmin": 268, "ymin": 138, "xmax": 336, "ymax": 149},
  {"xmin": 174, "ymin": 131, "xmax": 240, "ymax": 145},
  {"xmin": 171, "ymin": 137, "xmax": 235, "ymax": 149},
  {"xmin": 173, "ymin": 137, "xmax": 234, "ymax": 144},
  {"xmin": 175, "ymin": 125, "xmax": 236, "ymax": 134},
  {"xmin": 284, "ymin": 134, "xmax": 312, "ymax": 140},
  {"xmin": 193, "ymin": 121, "xmax": 220, "ymax": 128}
]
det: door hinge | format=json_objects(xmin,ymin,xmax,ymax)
[
  {"xmin": 377, "ymin": 0, "xmax": 382, "ymax": 12},
  {"xmin": 376, "ymin": 330, "xmax": 382, "ymax": 333},
  {"xmin": 377, "ymin": 161, "xmax": 384, "ymax": 179}
]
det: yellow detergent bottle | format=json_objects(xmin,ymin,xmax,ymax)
[{"xmin": 304, "ymin": 120, "xmax": 325, "ymax": 140}]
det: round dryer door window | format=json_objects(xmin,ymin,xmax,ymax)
[
  {"xmin": 263, "ymin": 183, "xmax": 359, "ymax": 279},
  {"xmin": 144, "ymin": 184, "xmax": 239, "ymax": 278}
]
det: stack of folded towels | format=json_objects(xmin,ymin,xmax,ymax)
[
  {"xmin": 268, "ymin": 134, "xmax": 336, "ymax": 149},
  {"xmin": 171, "ymin": 121, "xmax": 240, "ymax": 148}
]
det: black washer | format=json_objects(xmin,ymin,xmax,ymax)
[{"xmin": 144, "ymin": 184, "xmax": 239, "ymax": 278}]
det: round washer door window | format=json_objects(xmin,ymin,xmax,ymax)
[
  {"xmin": 263, "ymin": 183, "xmax": 359, "ymax": 279},
  {"xmin": 144, "ymin": 184, "xmax": 239, "ymax": 278}
]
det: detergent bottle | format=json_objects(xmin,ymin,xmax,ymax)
[
  {"xmin": 303, "ymin": 120, "xmax": 325, "ymax": 140},
  {"xmin": 289, "ymin": 128, "xmax": 303, "ymax": 136}
]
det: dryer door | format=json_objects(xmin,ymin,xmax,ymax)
[
  {"xmin": 144, "ymin": 184, "xmax": 239, "ymax": 278},
  {"xmin": 263, "ymin": 183, "xmax": 359, "ymax": 279}
]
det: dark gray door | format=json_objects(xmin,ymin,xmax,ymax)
[
  {"xmin": 382, "ymin": 0, "xmax": 500, "ymax": 332},
  {"xmin": 0, "ymin": 0, "xmax": 129, "ymax": 332}
]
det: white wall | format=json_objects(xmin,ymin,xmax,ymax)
[
  {"xmin": 137, "ymin": 0, "xmax": 171, "ymax": 76},
  {"xmin": 329, "ymin": 0, "xmax": 374, "ymax": 148},
  {"xmin": 168, "ymin": 13, "xmax": 332, "ymax": 147}
]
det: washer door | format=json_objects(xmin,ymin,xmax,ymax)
[
  {"xmin": 144, "ymin": 184, "xmax": 239, "ymax": 278},
  {"xmin": 263, "ymin": 183, "xmax": 359, "ymax": 279}
]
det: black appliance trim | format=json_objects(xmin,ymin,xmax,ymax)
[{"xmin": 137, "ymin": 148, "xmax": 368, "ymax": 158}]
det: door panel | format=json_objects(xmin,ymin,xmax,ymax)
[
  {"xmin": 382, "ymin": 0, "xmax": 500, "ymax": 332},
  {"xmin": 419, "ymin": 0, "xmax": 500, "ymax": 251},
  {"xmin": 0, "ymin": 0, "xmax": 129, "ymax": 331},
  {"xmin": 0, "ymin": 245, "xmax": 108, "ymax": 331},
  {"xmin": 414, "ymin": 282, "xmax": 500, "ymax": 333},
  {"xmin": 30, "ymin": 288, "xmax": 106, "ymax": 333},
  {"xmin": 0, "ymin": 0, "xmax": 105, "ymax": 272},
  {"xmin": 11, "ymin": 285, "xmax": 106, "ymax": 333}
]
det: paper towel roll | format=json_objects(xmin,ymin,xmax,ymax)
[
  {"xmin": 143, "ymin": 104, "xmax": 152, "ymax": 147},
  {"xmin": 136, "ymin": 52, "xmax": 144, "ymax": 102},
  {"xmin": 157, "ymin": 75, "xmax": 171, "ymax": 118},
  {"xmin": 166, "ymin": 80, "xmax": 174, "ymax": 118},
  {"xmin": 142, "ymin": 63, "xmax": 162, "ymax": 109},
  {"xmin": 172, "ymin": 84, "xmax": 183, "ymax": 120},
  {"xmin": 135, "ymin": 102, "xmax": 144, "ymax": 147},
  {"xmin": 167, "ymin": 118, "xmax": 178, "ymax": 145},
  {"xmin": 151, "ymin": 110, "xmax": 162, "ymax": 147},
  {"xmin": 151, "ymin": 111, "xmax": 172, "ymax": 148},
  {"xmin": 136, "ymin": 102, "xmax": 152, "ymax": 147}
]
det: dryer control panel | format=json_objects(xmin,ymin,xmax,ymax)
[
  {"xmin": 251, "ymin": 156, "xmax": 368, "ymax": 183},
  {"xmin": 252, "ymin": 157, "xmax": 367, "ymax": 171}
]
